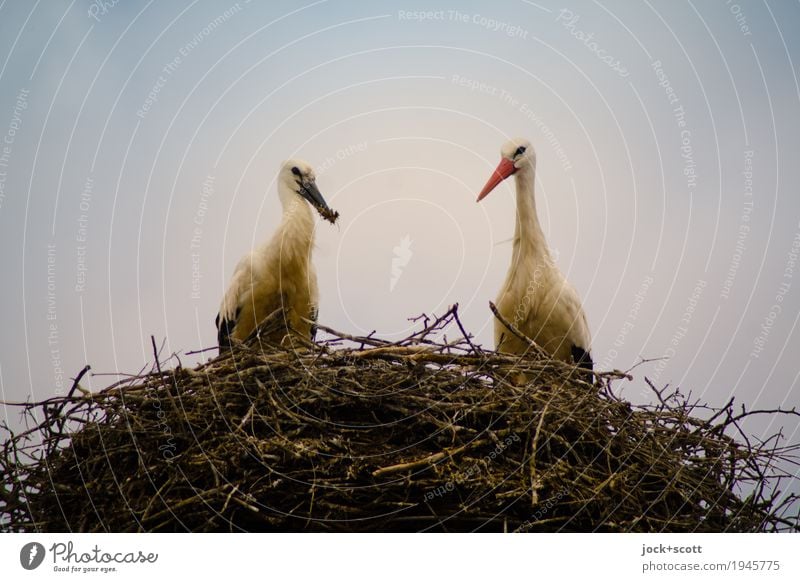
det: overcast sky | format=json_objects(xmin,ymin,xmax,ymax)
[{"xmin": 1, "ymin": 1, "xmax": 798, "ymax": 495}]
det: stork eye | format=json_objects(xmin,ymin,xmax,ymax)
[
  {"xmin": 514, "ymin": 146, "xmax": 526, "ymax": 157},
  {"xmin": 291, "ymin": 166, "xmax": 301, "ymax": 176}
]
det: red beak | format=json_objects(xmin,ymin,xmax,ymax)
[{"xmin": 477, "ymin": 158, "xmax": 517, "ymax": 201}]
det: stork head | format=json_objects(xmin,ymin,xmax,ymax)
[
  {"xmin": 278, "ymin": 158, "xmax": 337, "ymax": 223},
  {"xmin": 477, "ymin": 138, "xmax": 534, "ymax": 202}
]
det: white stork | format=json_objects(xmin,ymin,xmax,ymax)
[
  {"xmin": 216, "ymin": 159, "xmax": 337, "ymax": 350},
  {"xmin": 478, "ymin": 138, "xmax": 593, "ymax": 374}
]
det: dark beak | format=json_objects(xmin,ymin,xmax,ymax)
[{"xmin": 297, "ymin": 180, "xmax": 330, "ymax": 213}]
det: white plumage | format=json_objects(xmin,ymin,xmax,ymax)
[
  {"xmin": 216, "ymin": 159, "xmax": 334, "ymax": 349},
  {"xmin": 478, "ymin": 138, "xmax": 593, "ymax": 372}
]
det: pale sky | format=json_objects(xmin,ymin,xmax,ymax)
[{"xmin": 1, "ymin": 1, "xmax": 798, "ymax": 498}]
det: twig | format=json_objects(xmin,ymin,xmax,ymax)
[
  {"xmin": 451, "ymin": 303, "xmax": 480, "ymax": 354},
  {"xmin": 151, "ymin": 336, "xmax": 163, "ymax": 378},
  {"xmin": 306, "ymin": 320, "xmax": 389, "ymax": 348},
  {"xmin": 529, "ymin": 401, "xmax": 550, "ymax": 506},
  {"xmin": 488, "ymin": 301, "xmax": 549, "ymax": 360},
  {"xmin": 372, "ymin": 440, "xmax": 488, "ymax": 478},
  {"xmin": 186, "ymin": 347, "xmax": 219, "ymax": 356}
]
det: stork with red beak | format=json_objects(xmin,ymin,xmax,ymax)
[{"xmin": 478, "ymin": 138, "xmax": 593, "ymax": 375}]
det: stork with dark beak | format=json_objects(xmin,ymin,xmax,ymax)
[
  {"xmin": 478, "ymin": 138, "xmax": 593, "ymax": 375},
  {"xmin": 216, "ymin": 159, "xmax": 338, "ymax": 350}
]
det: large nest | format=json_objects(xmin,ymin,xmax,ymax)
[{"xmin": 2, "ymin": 305, "xmax": 799, "ymax": 532}]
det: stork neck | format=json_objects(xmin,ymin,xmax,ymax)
[
  {"xmin": 279, "ymin": 196, "xmax": 315, "ymax": 252},
  {"xmin": 513, "ymin": 167, "xmax": 550, "ymax": 263}
]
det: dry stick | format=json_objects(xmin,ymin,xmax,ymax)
[
  {"xmin": 81, "ymin": 365, "xmax": 151, "ymax": 397},
  {"xmin": 244, "ymin": 307, "xmax": 288, "ymax": 343},
  {"xmin": 372, "ymin": 439, "xmax": 489, "ymax": 478},
  {"xmin": 408, "ymin": 312, "xmax": 431, "ymax": 328},
  {"xmin": 304, "ymin": 319, "xmax": 389, "ymax": 348},
  {"xmin": 695, "ymin": 397, "xmax": 736, "ymax": 434},
  {"xmin": 308, "ymin": 315, "xmax": 469, "ymax": 359},
  {"xmin": 237, "ymin": 403, "xmax": 256, "ymax": 431},
  {"xmin": 151, "ymin": 335, "xmax": 164, "ymax": 378},
  {"xmin": 221, "ymin": 484, "xmax": 240, "ymax": 514},
  {"xmin": 348, "ymin": 345, "xmax": 433, "ymax": 359},
  {"xmin": 185, "ymin": 346, "xmax": 219, "ymax": 356},
  {"xmin": 404, "ymin": 304, "xmax": 458, "ymax": 342},
  {"xmin": 68, "ymin": 365, "xmax": 92, "ymax": 398},
  {"xmin": 139, "ymin": 479, "xmax": 173, "ymax": 530},
  {"xmin": 451, "ymin": 303, "xmax": 481, "ymax": 355},
  {"xmin": 529, "ymin": 401, "xmax": 550, "ymax": 506},
  {"xmin": 13, "ymin": 362, "xmax": 89, "ymax": 434},
  {"xmin": 488, "ymin": 301, "xmax": 549, "ymax": 361},
  {"xmin": 141, "ymin": 486, "xmax": 229, "ymax": 526},
  {"xmin": 730, "ymin": 407, "xmax": 800, "ymax": 424},
  {"xmin": 148, "ymin": 336, "xmax": 185, "ymax": 418}
]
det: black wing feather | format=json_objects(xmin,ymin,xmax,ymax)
[
  {"xmin": 216, "ymin": 307, "xmax": 241, "ymax": 351},
  {"xmin": 571, "ymin": 345, "xmax": 594, "ymax": 382}
]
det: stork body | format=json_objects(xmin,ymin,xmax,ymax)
[
  {"xmin": 216, "ymin": 160, "xmax": 333, "ymax": 349},
  {"xmin": 479, "ymin": 139, "xmax": 593, "ymax": 373}
]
